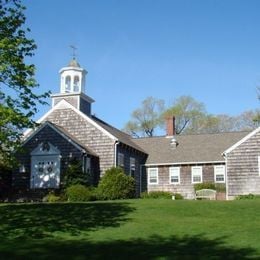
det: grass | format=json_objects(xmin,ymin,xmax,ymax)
[{"xmin": 0, "ymin": 199, "xmax": 260, "ymax": 259}]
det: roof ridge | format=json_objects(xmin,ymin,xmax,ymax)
[{"xmin": 132, "ymin": 130, "xmax": 252, "ymax": 140}]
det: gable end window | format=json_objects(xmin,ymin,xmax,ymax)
[
  {"xmin": 191, "ymin": 166, "xmax": 202, "ymax": 184},
  {"xmin": 214, "ymin": 165, "xmax": 225, "ymax": 183},
  {"xmin": 169, "ymin": 167, "xmax": 180, "ymax": 184},
  {"xmin": 148, "ymin": 168, "xmax": 158, "ymax": 185},
  {"xmin": 118, "ymin": 153, "xmax": 124, "ymax": 167},
  {"xmin": 130, "ymin": 157, "xmax": 135, "ymax": 177}
]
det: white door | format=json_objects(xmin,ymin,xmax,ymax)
[{"xmin": 31, "ymin": 155, "xmax": 60, "ymax": 189}]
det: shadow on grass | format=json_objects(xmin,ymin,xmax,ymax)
[
  {"xmin": 0, "ymin": 235, "xmax": 258, "ymax": 259},
  {"xmin": 0, "ymin": 202, "xmax": 134, "ymax": 239}
]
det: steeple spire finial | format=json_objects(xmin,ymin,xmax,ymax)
[{"xmin": 70, "ymin": 45, "xmax": 77, "ymax": 60}]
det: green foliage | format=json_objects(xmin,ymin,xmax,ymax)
[
  {"xmin": 163, "ymin": 95, "xmax": 206, "ymax": 134},
  {"xmin": 214, "ymin": 183, "xmax": 226, "ymax": 192},
  {"xmin": 141, "ymin": 191, "xmax": 173, "ymax": 199},
  {"xmin": 0, "ymin": 0, "xmax": 50, "ymax": 164},
  {"xmin": 194, "ymin": 182, "xmax": 216, "ymax": 191},
  {"xmin": 194, "ymin": 182, "xmax": 226, "ymax": 192},
  {"xmin": 172, "ymin": 193, "xmax": 184, "ymax": 200},
  {"xmin": 43, "ymin": 192, "xmax": 61, "ymax": 203},
  {"xmin": 123, "ymin": 96, "xmax": 165, "ymax": 137},
  {"xmin": 63, "ymin": 159, "xmax": 90, "ymax": 188},
  {"xmin": 66, "ymin": 184, "xmax": 95, "ymax": 202},
  {"xmin": 97, "ymin": 167, "xmax": 135, "ymax": 200},
  {"xmin": 235, "ymin": 194, "xmax": 260, "ymax": 200}
]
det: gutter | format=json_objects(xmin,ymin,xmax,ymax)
[{"xmin": 114, "ymin": 141, "xmax": 119, "ymax": 167}]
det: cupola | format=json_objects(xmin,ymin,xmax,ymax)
[
  {"xmin": 59, "ymin": 58, "xmax": 87, "ymax": 94},
  {"xmin": 51, "ymin": 58, "xmax": 95, "ymax": 116}
]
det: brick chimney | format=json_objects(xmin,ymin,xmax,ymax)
[{"xmin": 166, "ymin": 116, "xmax": 176, "ymax": 136}]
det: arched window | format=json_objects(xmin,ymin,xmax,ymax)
[
  {"xmin": 73, "ymin": 76, "xmax": 80, "ymax": 92},
  {"xmin": 65, "ymin": 76, "xmax": 71, "ymax": 92}
]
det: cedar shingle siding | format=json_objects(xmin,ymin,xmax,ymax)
[
  {"xmin": 43, "ymin": 108, "xmax": 115, "ymax": 176},
  {"xmin": 226, "ymin": 130, "xmax": 260, "ymax": 199},
  {"xmin": 13, "ymin": 124, "xmax": 94, "ymax": 200},
  {"xmin": 145, "ymin": 164, "xmax": 224, "ymax": 199}
]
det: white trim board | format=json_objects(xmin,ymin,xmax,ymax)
[
  {"xmin": 223, "ymin": 127, "xmax": 260, "ymax": 155},
  {"xmin": 144, "ymin": 161, "xmax": 225, "ymax": 167},
  {"xmin": 22, "ymin": 121, "xmax": 87, "ymax": 154},
  {"xmin": 23, "ymin": 99, "xmax": 117, "ymax": 142}
]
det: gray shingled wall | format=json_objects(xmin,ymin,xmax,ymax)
[
  {"xmin": 146, "ymin": 164, "xmax": 224, "ymax": 199},
  {"xmin": 44, "ymin": 108, "xmax": 115, "ymax": 176},
  {"xmin": 226, "ymin": 131, "xmax": 260, "ymax": 199}
]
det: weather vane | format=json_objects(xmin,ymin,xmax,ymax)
[{"xmin": 70, "ymin": 45, "xmax": 77, "ymax": 59}]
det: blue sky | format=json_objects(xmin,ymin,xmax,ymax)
[{"xmin": 24, "ymin": 0, "xmax": 260, "ymax": 130}]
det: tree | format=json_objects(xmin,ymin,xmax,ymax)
[
  {"xmin": 123, "ymin": 96, "xmax": 165, "ymax": 137},
  {"xmin": 163, "ymin": 95, "xmax": 206, "ymax": 134},
  {"xmin": 0, "ymin": 0, "xmax": 49, "ymax": 164}
]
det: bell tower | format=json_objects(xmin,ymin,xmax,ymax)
[
  {"xmin": 59, "ymin": 58, "xmax": 87, "ymax": 94},
  {"xmin": 51, "ymin": 56, "xmax": 94, "ymax": 116}
]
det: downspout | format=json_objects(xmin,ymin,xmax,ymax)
[
  {"xmin": 114, "ymin": 141, "xmax": 119, "ymax": 167},
  {"xmin": 223, "ymin": 152, "xmax": 229, "ymax": 200}
]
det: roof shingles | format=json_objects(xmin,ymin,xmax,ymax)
[{"xmin": 132, "ymin": 131, "xmax": 250, "ymax": 165}]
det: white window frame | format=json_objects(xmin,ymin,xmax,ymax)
[
  {"xmin": 118, "ymin": 152, "xmax": 124, "ymax": 167},
  {"xmin": 214, "ymin": 165, "xmax": 225, "ymax": 183},
  {"xmin": 169, "ymin": 167, "xmax": 180, "ymax": 184},
  {"xmin": 191, "ymin": 166, "xmax": 203, "ymax": 184},
  {"xmin": 148, "ymin": 168, "xmax": 158, "ymax": 185}
]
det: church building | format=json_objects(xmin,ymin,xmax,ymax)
[{"xmin": 12, "ymin": 59, "xmax": 260, "ymax": 200}]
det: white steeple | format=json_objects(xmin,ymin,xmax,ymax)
[
  {"xmin": 59, "ymin": 58, "xmax": 87, "ymax": 94},
  {"xmin": 51, "ymin": 58, "xmax": 94, "ymax": 116}
]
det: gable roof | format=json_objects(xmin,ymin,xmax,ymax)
[
  {"xmin": 133, "ymin": 131, "xmax": 250, "ymax": 165},
  {"xmin": 223, "ymin": 127, "xmax": 260, "ymax": 155},
  {"xmin": 91, "ymin": 116, "xmax": 147, "ymax": 153},
  {"xmin": 24, "ymin": 99, "xmax": 146, "ymax": 154},
  {"xmin": 23, "ymin": 121, "xmax": 98, "ymax": 156}
]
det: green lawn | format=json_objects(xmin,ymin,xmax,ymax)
[{"xmin": 0, "ymin": 199, "xmax": 260, "ymax": 259}]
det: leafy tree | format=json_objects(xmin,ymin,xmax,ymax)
[
  {"xmin": 123, "ymin": 96, "xmax": 165, "ymax": 137},
  {"xmin": 0, "ymin": 0, "xmax": 49, "ymax": 164},
  {"xmin": 163, "ymin": 95, "xmax": 206, "ymax": 134}
]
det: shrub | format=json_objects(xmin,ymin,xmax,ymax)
[
  {"xmin": 215, "ymin": 183, "xmax": 226, "ymax": 192},
  {"xmin": 172, "ymin": 193, "xmax": 184, "ymax": 200},
  {"xmin": 97, "ymin": 167, "xmax": 135, "ymax": 200},
  {"xmin": 42, "ymin": 191, "xmax": 64, "ymax": 203},
  {"xmin": 141, "ymin": 191, "xmax": 173, "ymax": 199},
  {"xmin": 194, "ymin": 182, "xmax": 216, "ymax": 191},
  {"xmin": 66, "ymin": 184, "xmax": 94, "ymax": 202},
  {"xmin": 236, "ymin": 194, "xmax": 256, "ymax": 200},
  {"xmin": 63, "ymin": 159, "xmax": 90, "ymax": 188}
]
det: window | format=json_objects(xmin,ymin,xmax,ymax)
[
  {"xmin": 73, "ymin": 76, "xmax": 80, "ymax": 92},
  {"xmin": 118, "ymin": 153, "xmax": 124, "ymax": 167},
  {"xmin": 83, "ymin": 156, "xmax": 91, "ymax": 174},
  {"xmin": 130, "ymin": 157, "xmax": 135, "ymax": 177},
  {"xmin": 65, "ymin": 76, "xmax": 71, "ymax": 92},
  {"xmin": 169, "ymin": 167, "xmax": 180, "ymax": 184},
  {"xmin": 191, "ymin": 166, "xmax": 202, "ymax": 183},
  {"xmin": 148, "ymin": 168, "xmax": 158, "ymax": 184},
  {"xmin": 214, "ymin": 165, "xmax": 225, "ymax": 183}
]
